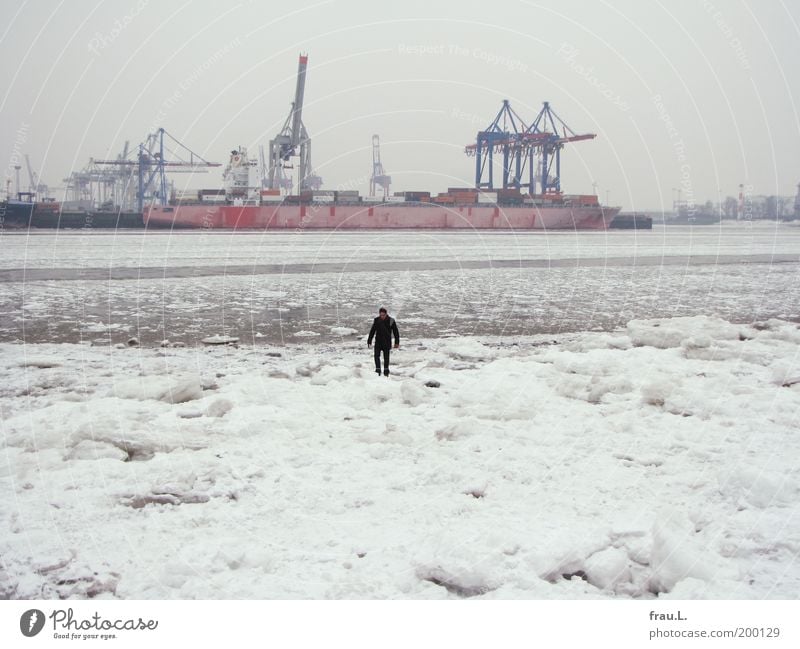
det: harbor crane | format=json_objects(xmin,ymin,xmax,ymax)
[
  {"xmin": 465, "ymin": 100, "xmax": 595, "ymax": 194},
  {"xmin": 266, "ymin": 54, "xmax": 322, "ymax": 193},
  {"xmin": 92, "ymin": 128, "xmax": 220, "ymax": 210},
  {"xmin": 369, "ymin": 135, "xmax": 391, "ymax": 198},
  {"xmin": 24, "ymin": 154, "xmax": 49, "ymax": 198}
]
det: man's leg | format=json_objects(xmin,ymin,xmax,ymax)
[
  {"xmin": 383, "ymin": 347, "xmax": 390, "ymax": 376},
  {"xmin": 374, "ymin": 344, "xmax": 381, "ymax": 374}
]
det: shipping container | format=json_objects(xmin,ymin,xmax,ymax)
[
  {"xmin": 452, "ymin": 192, "xmax": 478, "ymax": 203},
  {"xmin": 335, "ymin": 192, "xmax": 360, "ymax": 202},
  {"xmin": 496, "ymin": 189, "xmax": 522, "ymax": 198}
]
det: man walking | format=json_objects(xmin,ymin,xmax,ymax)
[{"xmin": 367, "ymin": 307, "xmax": 400, "ymax": 376}]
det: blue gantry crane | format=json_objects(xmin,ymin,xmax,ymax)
[
  {"xmin": 465, "ymin": 100, "xmax": 595, "ymax": 195},
  {"xmin": 92, "ymin": 128, "xmax": 220, "ymax": 211}
]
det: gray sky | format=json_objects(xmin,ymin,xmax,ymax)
[{"xmin": 1, "ymin": 0, "xmax": 798, "ymax": 210}]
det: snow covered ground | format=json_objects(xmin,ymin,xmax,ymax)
[{"xmin": 1, "ymin": 315, "xmax": 798, "ymax": 599}]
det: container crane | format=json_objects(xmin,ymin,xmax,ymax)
[
  {"xmin": 266, "ymin": 54, "xmax": 322, "ymax": 193},
  {"xmin": 92, "ymin": 128, "xmax": 220, "ymax": 211},
  {"xmin": 465, "ymin": 100, "xmax": 531, "ymax": 192},
  {"xmin": 465, "ymin": 100, "xmax": 595, "ymax": 194},
  {"xmin": 369, "ymin": 135, "xmax": 391, "ymax": 198},
  {"xmin": 527, "ymin": 101, "xmax": 595, "ymax": 194}
]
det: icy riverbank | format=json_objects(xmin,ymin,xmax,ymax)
[{"xmin": 1, "ymin": 315, "xmax": 798, "ymax": 599}]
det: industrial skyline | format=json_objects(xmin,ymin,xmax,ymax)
[{"xmin": 1, "ymin": 0, "xmax": 798, "ymax": 211}]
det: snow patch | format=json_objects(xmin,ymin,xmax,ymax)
[{"xmin": 718, "ymin": 468, "xmax": 797, "ymax": 509}]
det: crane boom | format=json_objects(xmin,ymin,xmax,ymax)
[{"xmin": 290, "ymin": 55, "xmax": 308, "ymax": 148}]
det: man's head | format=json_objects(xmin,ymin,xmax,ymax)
[{"xmin": 379, "ymin": 307, "xmax": 387, "ymax": 320}]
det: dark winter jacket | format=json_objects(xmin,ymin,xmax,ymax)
[{"xmin": 368, "ymin": 316, "xmax": 399, "ymax": 348}]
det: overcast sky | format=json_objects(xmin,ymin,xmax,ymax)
[{"xmin": 1, "ymin": 0, "xmax": 798, "ymax": 209}]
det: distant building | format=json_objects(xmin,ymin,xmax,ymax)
[{"xmin": 794, "ymin": 183, "xmax": 800, "ymax": 220}]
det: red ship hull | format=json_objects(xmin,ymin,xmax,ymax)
[{"xmin": 144, "ymin": 203, "xmax": 618, "ymax": 230}]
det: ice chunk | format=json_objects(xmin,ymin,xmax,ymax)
[
  {"xmin": 648, "ymin": 512, "xmax": 713, "ymax": 593},
  {"xmin": 112, "ymin": 374, "xmax": 203, "ymax": 403},
  {"xmin": 641, "ymin": 379, "xmax": 675, "ymax": 406},
  {"xmin": 415, "ymin": 564, "xmax": 499, "ymax": 598},
  {"xmin": 310, "ymin": 366, "xmax": 353, "ymax": 385},
  {"xmin": 440, "ymin": 339, "xmax": 497, "ymax": 362},
  {"xmin": 584, "ymin": 548, "xmax": 631, "ymax": 590},
  {"xmin": 67, "ymin": 440, "xmax": 129, "ymax": 462},
  {"xmin": 330, "ymin": 326, "xmax": 359, "ymax": 336},
  {"xmin": 628, "ymin": 316, "xmax": 745, "ymax": 349},
  {"xmin": 202, "ymin": 335, "xmax": 239, "ymax": 345},
  {"xmin": 18, "ymin": 357, "xmax": 61, "ymax": 369},
  {"xmin": 206, "ymin": 398, "xmax": 233, "ymax": 418},
  {"xmin": 400, "ymin": 380, "xmax": 426, "ymax": 406}
]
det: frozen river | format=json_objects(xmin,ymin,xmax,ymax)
[{"xmin": 1, "ymin": 222, "xmax": 798, "ymax": 345}]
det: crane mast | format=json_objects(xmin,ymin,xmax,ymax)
[{"xmin": 369, "ymin": 135, "xmax": 391, "ymax": 198}]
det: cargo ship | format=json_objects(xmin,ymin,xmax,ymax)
[
  {"xmin": 2, "ymin": 194, "xmax": 145, "ymax": 229},
  {"xmin": 1, "ymin": 194, "xmax": 37, "ymax": 228},
  {"xmin": 30, "ymin": 205, "xmax": 143, "ymax": 228},
  {"xmin": 144, "ymin": 149, "xmax": 618, "ymax": 230}
]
